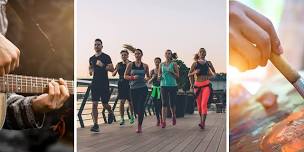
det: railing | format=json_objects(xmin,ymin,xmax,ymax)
[
  {"xmin": 77, "ymin": 79, "xmax": 226, "ymax": 128},
  {"xmin": 77, "ymin": 79, "xmax": 153, "ymax": 128}
]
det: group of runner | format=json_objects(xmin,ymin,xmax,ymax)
[{"xmin": 89, "ymin": 38, "xmax": 216, "ymax": 133}]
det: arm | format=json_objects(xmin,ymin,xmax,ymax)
[
  {"xmin": 89, "ymin": 58, "xmax": 93, "ymax": 76},
  {"xmin": 171, "ymin": 63, "xmax": 180, "ymax": 79},
  {"xmin": 0, "ymin": 33, "xmax": 20, "ymax": 76},
  {"xmin": 207, "ymin": 61, "xmax": 216, "ymax": 73},
  {"xmin": 112, "ymin": 63, "xmax": 118, "ymax": 77},
  {"xmin": 158, "ymin": 63, "xmax": 162, "ymax": 80},
  {"xmin": 4, "ymin": 79, "xmax": 69, "ymax": 129},
  {"xmin": 89, "ymin": 65, "xmax": 93, "ymax": 76},
  {"xmin": 147, "ymin": 70, "xmax": 154, "ymax": 84},
  {"xmin": 144, "ymin": 64, "xmax": 150, "ymax": 82},
  {"xmin": 124, "ymin": 62, "xmax": 135, "ymax": 80},
  {"xmin": 188, "ymin": 62, "xmax": 196, "ymax": 88},
  {"xmin": 188, "ymin": 62, "xmax": 197, "ymax": 77},
  {"xmin": 106, "ymin": 64, "xmax": 115, "ymax": 72}
]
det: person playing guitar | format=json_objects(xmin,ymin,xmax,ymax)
[{"xmin": 0, "ymin": 0, "xmax": 70, "ymax": 129}]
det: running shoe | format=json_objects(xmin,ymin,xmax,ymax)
[
  {"xmin": 108, "ymin": 113, "xmax": 114, "ymax": 124},
  {"xmin": 129, "ymin": 115, "xmax": 135, "ymax": 124},
  {"xmin": 161, "ymin": 121, "xmax": 166, "ymax": 128},
  {"xmin": 120, "ymin": 119, "xmax": 125, "ymax": 125},
  {"xmin": 136, "ymin": 125, "xmax": 142, "ymax": 133},
  {"xmin": 156, "ymin": 119, "xmax": 160, "ymax": 126},
  {"xmin": 172, "ymin": 117, "xmax": 176, "ymax": 126},
  {"xmin": 90, "ymin": 123, "xmax": 100, "ymax": 132},
  {"xmin": 198, "ymin": 123, "xmax": 205, "ymax": 129}
]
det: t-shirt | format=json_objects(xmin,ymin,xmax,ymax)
[{"xmin": 89, "ymin": 52, "xmax": 112, "ymax": 84}]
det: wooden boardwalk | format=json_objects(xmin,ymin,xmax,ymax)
[{"xmin": 77, "ymin": 112, "xmax": 226, "ymax": 152}]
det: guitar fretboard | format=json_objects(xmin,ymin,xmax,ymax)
[{"xmin": 0, "ymin": 74, "xmax": 74, "ymax": 94}]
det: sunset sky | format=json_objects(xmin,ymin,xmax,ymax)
[{"xmin": 77, "ymin": 0, "xmax": 226, "ymax": 78}]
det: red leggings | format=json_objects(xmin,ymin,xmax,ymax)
[{"xmin": 194, "ymin": 80, "xmax": 210, "ymax": 115}]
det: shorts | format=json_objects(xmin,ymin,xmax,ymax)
[
  {"xmin": 118, "ymin": 79, "xmax": 130, "ymax": 100},
  {"xmin": 91, "ymin": 83, "xmax": 110, "ymax": 104}
]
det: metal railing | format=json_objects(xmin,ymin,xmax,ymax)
[{"xmin": 77, "ymin": 79, "xmax": 226, "ymax": 128}]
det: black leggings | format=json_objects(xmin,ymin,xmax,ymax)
[
  {"xmin": 161, "ymin": 86, "xmax": 177, "ymax": 108},
  {"xmin": 152, "ymin": 97, "xmax": 162, "ymax": 120},
  {"xmin": 130, "ymin": 87, "xmax": 148, "ymax": 125}
]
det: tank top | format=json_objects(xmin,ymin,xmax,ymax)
[
  {"xmin": 160, "ymin": 62, "xmax": 177, "ymax": 87},
  {"xmin": 195, "ymin": 61, "xmax": 209, "ymax": 76},
  {"xmin": 117, "ymin": 61, "xmax": 128, "ymax": 80},
  {"xmin": 151, "ymin": 68, "xmax": 160, "ymax": 87},
  {"xmin": 129, "ymin": 62, "xmax": 147, "ymax": 89}
]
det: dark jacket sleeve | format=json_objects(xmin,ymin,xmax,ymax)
[{"xmin": 3, "ymin": 93, "xmax": 45, "ymax": 130}]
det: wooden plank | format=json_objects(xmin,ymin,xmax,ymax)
[
  {"xmin": 182, "ymin": 115, "xmax": 218, "ymax": 152},
  {"xmin": 77, "ymin": 112, "xmax": 226, "ymax": 152},
  {"xmin": 205, "ymin": 115, "xmax": 225, "ymax": 152},
  {"xmin": 217, "ymin": 124, "xmax": 226, "ymax": 152},
  {"xmin": 193, "ymin": 115, "xmax": 223, "ymax": 152}
]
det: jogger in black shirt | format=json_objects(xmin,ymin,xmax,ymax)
[{"xmin": 89, "ymin": 39, "xmax": 115, "ymax": 132}]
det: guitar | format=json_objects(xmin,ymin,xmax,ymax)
[{"xmin": 0, "ymin": 74, "xmax": 74, "ymax": 128}]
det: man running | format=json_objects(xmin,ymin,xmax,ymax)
[{"xmin": 89, "ymin": 38, "xmax": 115, "ymax": 132}]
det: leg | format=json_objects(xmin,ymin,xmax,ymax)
[
  {"xmin": 101, "ymin": 90, "xmax": 114, "ymax": 124},
  {"xmin": 120, "ymin": 99, "xmax": 126, "ymax": 120},
  {"xmin": 153, "ymin": 98, "xmax": 161, "ymax": 126},
  {"xmin": 120, "ymin": 99, "xmax": 126, "ymax": 125},
  {"xmin": 90, "ymin": 88, "xmax": 101, "ymax": 130},
  {"xmin": 169, "ymin": 87, "xmax": 177, "ymax": 125},
  {"xmin": 92, "ymin": 101, "xmax": 99, "ymax": 125},
  {"xmin": 195, "ymin": 87, "xmax": 203, "ymax": 124},
  {"xmin": 161, "ymin": 87, "xmax": 169, "ymax": 128},
  {"xmin": 136, "ymin": 87, "xmax": 148, "ymax": 133},
  {"xmin": 201, "ymin": 87, "xmax": 211, "ymax": 127}
]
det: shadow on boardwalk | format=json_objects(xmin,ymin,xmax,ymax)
[{"xmin": 77, "ymin": 111, "xmax": 226, "ymax": 152}]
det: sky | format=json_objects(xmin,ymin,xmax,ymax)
[{"xmin": 77, "ymin": 0, "xmax": 227, "ymax": 78}]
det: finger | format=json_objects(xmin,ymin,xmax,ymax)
[
  {"xmin": 240, "ymin": 17, "xmax": 271, "ymax": 66},
  {"xmin": 230, "ymin": 48, "xmax": 248, "ymax": 72},
  {"xmin": 48, "ymin": 82, "xmax": 55, "ymax": 101},
  {"xmin": 15, "ymin": 49, "xmax": 20, "ymax": 67},
  {"xmin": 58, "ymin": 78, "xmax": 68, "ymax": 87},
  {"xmin": 243, "ymin": 4, "xmax": 283, "ymax": 54},
  {"xmin": 59, "ymin": 85, "xmax": 70, "ymax": 107},
  {"xmin": 230, "ymin": 31, "xmax": 261, "ymax": 70},
  {"xmin": 4, "ymin": 63, "xmax": 11, "ymax": 74},
  {"xmin": 0, "ymin": 67, "xmax": 5, "ymax": 76},
  {"xmin": 51, "ymin": 80, "xmax": 61, "ymax": 97},
  {"xmin": 9, "ymin": 57, "xmax": 16, "ymax": 73}
]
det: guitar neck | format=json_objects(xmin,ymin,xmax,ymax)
[{"xmin": 0, "ymin": 74, "xmax": 74, "ymax": 94}]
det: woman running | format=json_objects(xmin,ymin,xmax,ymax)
[
  {"xmin": 158, "ymin": 49, "xmax": 179, "ymax": 128},
  {"xmin": 188, "ymin": 48, "xmax": 216, "ymax": 129},
  {"xmin": 148, "ymin": 57, "xmax": 162, "ymax": 126},
  {"xmin": 124, "ymin": 49, "xmax": 150, "ymax": 133},
  {"xmin": 112, "ymin": 50, "xmax": 135, "ymax": 125}
]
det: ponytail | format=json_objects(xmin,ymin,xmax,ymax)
[{"xmin": 194, "ymin": 53, "xmax": 199, "ymax": 61}]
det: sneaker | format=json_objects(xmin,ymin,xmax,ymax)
[
  {"xmin": 198, "ymin": 123, "xmax": 205, "ymax": 129},
  {"xmin": 156, "ymin": 119, "xmax": 160, "ymax": 126},
  {"xmin": 161, "ymin": 121, "xmax": 166, "ymax": 128},
  {"xmin": 90, "ymin": 124, "xmax": 100, "ymax": 132},
  {"xmin": 120, "ymin": 119, "xmax": 125, "ymax": 125},
  {"xmin": 172, "ymin": 117, "xmax": 176, "ymax": 126},
  {"xmin": 108, "ymin": 113, "xmax": 114, "ymax": 124},
  {"xmin": 136, "ymin": 125, "xmax": 142, "ymax": 133},
  {"xmin": 129, "ymin": 115, "xmax": 135, "ymax": 124}
]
